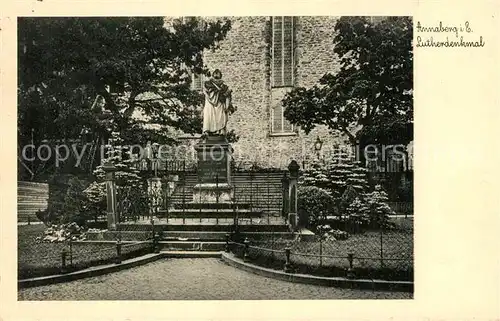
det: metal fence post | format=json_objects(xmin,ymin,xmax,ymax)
[
  {"xmin": 380, "ymin": 224, "xmax": 384, "ymax": 268},
  {"xmin": 69, "ymin": 239, "xmax": 73, "ymax": 265},
  {"xmin": 243, "ymin": 237, "xmax": 250, "ymax": 262},
  {"xmin": 347, "ymin": 252, "xmax": 355, "ymax": 278},
  {"xmin": 151, "ymin": 217, "xmax": 155, "ymax": 240},
  {"xmin": 233, "ymin": 186, "xmax": 239, "ymax": 238},
  {"xmin": 153, "ymin": 232, "xmax": 160, "ymax": 253},
  {"xmin": 225, "ymin": 233, "xmax": 230, "ymax": 253},
  {"xmin": 271, "ymin": 227, "xmax": 275, "ymax": 260},
  {"xmin": 116, "ymin": 240, "xmax": 122, "ymax": 264},
  {"xmin": 319, "ymin": 237, "xmax": 323, "ymax": 267},
  {"xmin": 284, "ymin": 246, "xmax": 293, "ymax": 273},
  {"xmin": 61, "ymin": 249, "xmax": 68, "ymax": 274},
  {"xmin": 281, "ymin": 172, "xmax": 289, "ymax": 224}
]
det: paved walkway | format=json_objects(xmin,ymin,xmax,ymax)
[{"xmin": 19, "ymin": 258, "xmax": 412, "ymax": 300}]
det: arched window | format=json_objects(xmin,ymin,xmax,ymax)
[
  {"xmin": 271, "ymin": 16, "xmax": 296, "ymax": 134},
  {"xmin": 271, "ymin": 16, "xmax": 296, "ymax": 87}
]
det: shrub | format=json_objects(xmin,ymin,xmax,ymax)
[
  {"xmin": 36, "ymin": 222, "xmax": 86, "ymax": 243},
  {"xmin": 297, "ymin": 186, "xmax": 335, "ymax": 230},
  {"xmin": 345, "ymin": 197, "xmax": 370, "ymax": 233},
  {"xmin": 364, "ymin": 185, "xmax": 396, "ymax": 229},
  {"xmin": 330, "ymin": 229, "xmax": 349, "ymax": 240},
  {"xmin": 344, "ymin": 185, "xmax": 396, "ymax": 231},
  {"xmin": 82, "ymin": 181, "xmax": 107, "ymax": 222},
  {"xmin": 62, "ymin": 177, "xmax": 88, "ymax": 226},
  {"xmin": 316, "ymin": 224, "xmax": 350, "ymax": 240},
  {"xmin": 339, "ymin": 184, "xmax": 360, "ymax": 214},
  {"xmin": 301, "ymin": 157, "xmax": 369, "ymax": 203}
]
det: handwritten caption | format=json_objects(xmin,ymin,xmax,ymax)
[{"xmin": 416, "ymin": 21, "xmax": 485, "ymax": 48}]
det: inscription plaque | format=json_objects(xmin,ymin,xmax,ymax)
[{"xmin": 197, "ymin": 153, "xmax": 228, "ymax": 183}]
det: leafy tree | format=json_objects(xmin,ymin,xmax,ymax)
[
  {"xmin": 18, "ymin": 17, "xmax": 232, "ymax": 178},
  {"xmin": 283, "ymin": 16, "xmax": 413, "ymax": 146}
]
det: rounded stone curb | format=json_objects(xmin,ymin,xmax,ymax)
[
  {"xmin": 18, "ymin": 253, "xmax": 164, "ymax": 289},
  {"xmin": 18, "ymin": 251, "xmax": 223, "ymax": 288},
  {"xmin": 221, "ymin": 252, "xmax": 413, "ymax": 293}
]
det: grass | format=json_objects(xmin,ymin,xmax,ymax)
[
  {"xmin": 18, "ymin": 224, "xmax": 150, "ymax": 279},
  {"xmin": 243, "ymin": 218, "xmax": 414, "ymax": 281}
]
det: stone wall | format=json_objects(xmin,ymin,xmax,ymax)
[{"xmin": 178, "ymin": 16, "xmax": 351, "ymax": 169}]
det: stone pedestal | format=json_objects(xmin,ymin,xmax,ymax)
[
  {"xmin": 103, "ymin": 162, "xmax": 117, "ymax": 231},
  {"xmin": 193, "ymin": 135, "xmax": 233, "ymax": 203},
  {"xmin": 287, "ymin": 160, "xmax": 300, "ymax": 231}
]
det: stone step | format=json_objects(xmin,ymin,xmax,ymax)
[
  {"xmin": 17, "ymin": 206, "xmax": 47, "ymax": 214},
  {"xmin": 85, "ymin": 230, "xmax": 295, "ymax": 241},
  {"xmin": 118, "ymin": 223, "xmax": 290, "ymax": 232},
  {"xmin": 173, "ymin": 202, "xmax": 251, "ymax": 210},
  {"xmin": 17, "ymin": 193, "xmax": 49, "ymax": 197},
  {"xmin": 17, "ymin": 204, "xmax": 48, "ymax": 209},
  {"xmin": 161, "ymin": 251, "xmax": 222, "ymax": 258},
  {"xmin": 170, "ymin": 188, "xmax": 283, "ymax": 194},
  {"xmin": 158, "ymin": 241, "xmax": 225, "ymax": 251},
  {"xmin": 158, "ymin": 209, "xmax": 263, "ymax": 218},
  {"xmin": 170, "ymin": 182, "xmax": 284, "ymax": 188},
  {"xmin": 17, "ymin": 215, "xmax": 42, "ymax": 222}
]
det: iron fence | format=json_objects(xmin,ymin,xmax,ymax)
[
  {"xmin": 119, "ymin": 161, "xmax": 290, "ymax": 227},
  {"xmin": 18, "ymin": 239, "xmax": 154, "ymax": 279},
  {"xmin": 229, "ymin": 225, "xmax": 413, "ymax": 281}
]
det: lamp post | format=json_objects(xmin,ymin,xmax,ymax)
[
  {"xmin": 152, "ymin": 143, "xmax": 159, "ymax": 178},
  {"xmin": 146, "ymin": 142, "xmax": 161, "ymax": 219}
]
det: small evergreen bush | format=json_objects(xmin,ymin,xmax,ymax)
[{"xmin": 297, "ymin": 186, "xmax": 335, "ymax": 230}]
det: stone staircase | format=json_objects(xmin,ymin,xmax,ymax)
[
  {"xmin": 85, "ymin": 170, "xmax": 295, "ymax": 252},
  {"xmin": 168, "ymin": 172, "xmax": 286, "ymax": 215},
  {"xmin": 17, "ymin": 181, "xmax": 49, "ymax": 222},
  {"xmin": 87, "ymin": 223, "xmax": 293, "ymax": 252}
]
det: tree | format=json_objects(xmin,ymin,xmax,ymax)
[
  {"xmin": 297, "ymin": 186, "xmax": 335, "ymax": 230},
  {"xmin": 364, "ymin": 185, "xmax": 395, "ymax": 228},
  {"xmin": 344, "ymin": 197, "xmax": 370, "ymax": 232},
  {"xmin": 62, "ymin": 177, "xmax": 87, "ymax": 225},
  {"xmin": 83, "ymin": 131, "xmax": 149, "ymax": 222},
  {"xmin": 18, "ymin": 17, "xmax": 232, "ymax": 178},
  {"xmin": 302, "ymin": 155, "xmax": 369, "ymax": 203},
  {"xmin": 283, "ymin": 17, "xmax": 413, "ymax": 146}
]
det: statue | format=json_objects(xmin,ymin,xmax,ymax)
[{"xmin": 202, "ymin": 69, "xmax": 234, "ymax": 137}]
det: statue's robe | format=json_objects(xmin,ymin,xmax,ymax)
[{"xmin": 202, "ymin": 79, "xmax": 231, "ymax": 135}]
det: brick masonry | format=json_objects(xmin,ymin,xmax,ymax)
[{"xmin": 175, "ymin": 17, "xmax": 351, "ymax": 169}]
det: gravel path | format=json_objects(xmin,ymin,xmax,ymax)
[{"xmin": 18, "ymin": 258, "xmax": 412, "ymax": 300}]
